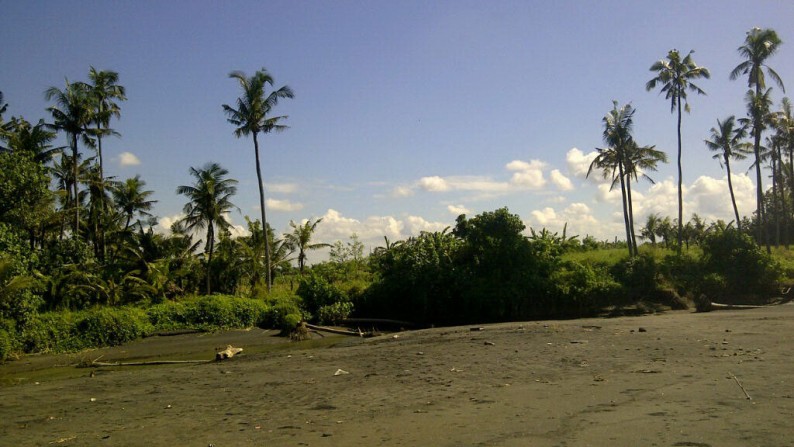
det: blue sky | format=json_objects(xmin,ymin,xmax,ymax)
[{"xmin": 3, "ymin": 0, "xmax": 794, "ymax": 256}]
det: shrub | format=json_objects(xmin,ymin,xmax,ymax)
[
  {"xmin": 0, "ymin": 328, "xmax": 11, "ymax": 362},
  {"xmin": 317, "ymin": 301, "xmax": 354, "ymax": 325},
  {"xmin": 610, "ymin": 253, "xmax": 659, "ymax": 300},
  {"xmin": 297, "ymin": 274, "xmax": 348, "ymax": 319},
  {"xmin": 19, "ymin": 312, "xmax": 81, "ymax": 353},
  {"xmin": 77, "ymin": 307, "xmax": 153, "ymax": 347},
  {"xmin": 701, "ymin": 229, "xmax": 782, "ymax": 302}
]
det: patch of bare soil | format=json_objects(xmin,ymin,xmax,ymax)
[{"xmin": 2, "ymin": 305, "xmax": 794, "ymax": 446}]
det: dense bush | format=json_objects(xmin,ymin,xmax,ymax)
[
  {"xmin": 77, "ymin": 307, "xmax": 153, "ymax": 347},
  {"xmin": 296, "ymin": 274, "xmax": 350, "ymax": 322},
  {"xmin": 0, "ymin": 327, "xmax": 11, "ymax": 361},
  {"xmin": 610, "ymin": 253, "xmax": 659, "ymax": 300},
  {"xmin": 700, "ymin": 229, "xmax": 782, "ymax": 302},
  {"xmin": 317, "ymin": 301, "xmax": 354, "ymax": 325}
]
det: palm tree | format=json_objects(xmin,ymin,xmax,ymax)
[
  {"xmin": 640, "ymin": 213, "xmax": 661, "ymax": 246},
  {"xmin": 285, "ymin": 218, "xmax": 330, "ymax": 273},
  {"xmin": 774, "ymin": 98, "xmax": 794, "ymax": 243},
  {"xmin": 587, "ymin": 101, "xmax": 636, "ymax": 256},
  {"xmin": 646, "ymin": 49, "xmax": 710, "ymax": 252},
  {"xmin": 112, "ymin": 175, "xmax": 157, "ymax": 230},
  {"xmin": 704, "ymin": 116, "xmax": 751, "ymax": 230},
  {"xmin": 223, "ymin": 68, "xmax": 294, "ymax": 291},
  {"xmin": 176, "ymin": 163, "xmax": 238, "ymax": 294},
  {"xmin": 623, "ymin": 142, "xmax": 668, "ymax": 250},
  {"xmin": 731, "ymin": 27, "xmax": 785, "ymax": 250},
  {"xmin": 2, "ymin": 117, "xmax": 61, "ymax": 163},
  {"xmin": 46, "ymin": 79, "xmax": 94, "ymax": 236},
  {"xmin": 740, "ymin": 88, "xmax": 776, "ymax": 249},
  {"xmin": 83, "ymin": 67, "xmax": 126, "ymax": 181}
]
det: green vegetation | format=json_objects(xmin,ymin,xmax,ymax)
[{"xmin": 0, "ymin": 27, "xmax": 792, "ymax": 361}]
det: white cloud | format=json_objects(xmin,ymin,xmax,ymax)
[
  {"xmin": 447, "ymin": 204, "xmax": 470, "ymax": 215},
  {"xmin": 405, "ymin": 215, "xmax": 449, "ymax": 234},
  {"xmin": 507, "ymin": 159, "xmax": 546, "ymax": 189},
  {"xmin": 118, "ymin": 151, "xmax": 141, "ymax": 167},
  {"xmin": 550, "ymin": 169, "xmax": 573, "ymax": 191},
  {"xmin": 418, "ymin": 176, "xmax": 450, "ymax": 192},
  {"xmin": 527, "ymin": 202, "xmax": 601, "ymax": 238},
  {"xmin": 156, "ymin": 213, "xmax": 185, "ymax": 234},
  {"xmin": 392, "ymin": 185, "xmax": 415, "ymax": 197},
  {"xmin": 266, "ymin": 198, "xmax": 304, "ymax": 212},
  {"xmin": 267, "ymin": 183, "xmax": 298, "ymax": 194},
  {"xmin": 566, "ymin": 147, "xmax": 597, "ymax": 179}
]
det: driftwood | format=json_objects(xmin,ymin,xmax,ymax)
[
  {"xmin": 82, "ymin": 345, "xmax": 243, "ymax": 367},
  {"xmin": 88, "ymin": 359, "xmax": 211, "ymax": 367},
  {"xmin": 304, "ymin": 323, "xmax": 363, "ymax": 337},
  {"xmin": 215, "ymin": 345, "xmax": 243, "ymax": 360},
  {"xmin": 341, "ymin": 318, "xmax": 416, "ymax": 328},
  {"xmin": 730, "ymin": 372, "xmax": 752, "ymax": 401}
]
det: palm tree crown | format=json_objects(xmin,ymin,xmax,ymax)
[
  {"xmin": 730, "ymin": 27, "xmax": 785, "ymax": 93},
  {"xmin": 113, "ymin": 175, "xmax": 157, "ymax": 230}
]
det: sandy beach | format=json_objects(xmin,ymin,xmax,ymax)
[{"xmin": 2, "ymin": 305, "xmax": 793, "ymax": 446}]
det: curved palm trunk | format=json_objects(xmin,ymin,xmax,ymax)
[
  {"xmin": 96, "ymin": 127, "xmax": 107, "ymax": 260},
  {"xmin": 71, "ymin": 133, "xmax": 80, "ymax": 237},
  {"xmin": 625, "ymin": 175, "xmax": 639, "ymax": 256},
  {"xmin": 206, "ymin": 222, "xmax": 214, "ymax": 295},
  {"xmin": 617, "ymin": 162, "xmax": 633, "ymax": 257},
  {"xmin": 253, "ymin": 132, "xmax": 272, "ymax": 291},
  {"xmin": 753, "ymin": 127, "xmax": 769, "ymax": 253},
  {"xmin": 789, "ymin": 146, "xmax": 794, "ymax": 247},
  {"xmin": 725, "ymin": 157, "xmax": 742, "ymax": 231},
  {"xmin": 676, "ymin": 99, "xmax": 684, "ymax": 253}
]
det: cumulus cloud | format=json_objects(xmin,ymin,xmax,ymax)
[
  {"xmin": 118, "ymin": 151, "xmax": 141, "ymax": 167},
  {"xmin": 447, "ymin": 204, "xmax": 470, "ymax": 215},
  {"xmin": 156, "ymin": 213, "xmax": 185, "ymax": 234},
  {"xmin": 566, "ymin": 147, "xmax": 597, "ymax": 179},
  {"xmin": 550, "ymin": 169, "xmax": 573, "ymax": 191},
  {"xmin": 418, "ymin": 176, "xmax": 450, "ymax": 192},
  {"xmin": 508, "ymin": 159, "xmax": 546, "ymax": 189},
  {"xmin": 266, "ymin": 198, "xmax": 304, "ymax": 212},
  {"xmin": 527, "ymin": 202, "xmax": 601, "ymax": 237}
]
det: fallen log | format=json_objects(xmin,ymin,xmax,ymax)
[{"xmin": 304, "ymin": 323, "xmax": 363, "ymax": 337}]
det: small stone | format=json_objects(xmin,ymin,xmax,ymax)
[{"xmin": 638, "ymin": 328, "xmax": 647, "ymax": 333}]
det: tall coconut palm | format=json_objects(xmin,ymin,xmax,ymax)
[
  {"xmin": 45, "ymin": 79, "xmax": 94, "ymax": 236},
  {"xmin": 223, "ymin": 68, "xmax": 294, "ymax": 291},
  {"xmin": 775, "ymin": 98, "xmax": 794, "ymax": 241},
  {"xmin": 646, "ymin": 49, "xmax": 710, "ymax": 252},
  {"xmin": 731, "ymin": 27, "xmax": 785, "ymax": 250},
  {"xmin": 84, "ymin": 68, "xmax": 126, "ymax": 181},
  {"xmin": 285, "ymin": 218, "xmax": 330, "ymax": 273},
  {"xmin": 587, "ymin": 101, "xmax": 636, "ymax": 256},
  {"xmin": 176, "ymin": 163, "xmax": 238, "ymax": 294},
  {"xmin": 704, "ymin": 116, "xmax": 751, "ymax": 230},
  {"xmin": 113, "ymin": 175, "xmax": 157, "ymax": 230}
]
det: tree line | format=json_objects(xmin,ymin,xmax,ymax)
[{"xmin": 0, "ymin": 27, "xmax": 791, "ymax": 356}]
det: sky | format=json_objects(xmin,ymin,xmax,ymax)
[{"xmin": 3, "ymin": 0, "xmax": 794, "ymax": 260}]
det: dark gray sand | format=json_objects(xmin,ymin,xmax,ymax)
[{"xmin": 2, "ymin": 305, "xmax": 793, "ymax": 446}]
